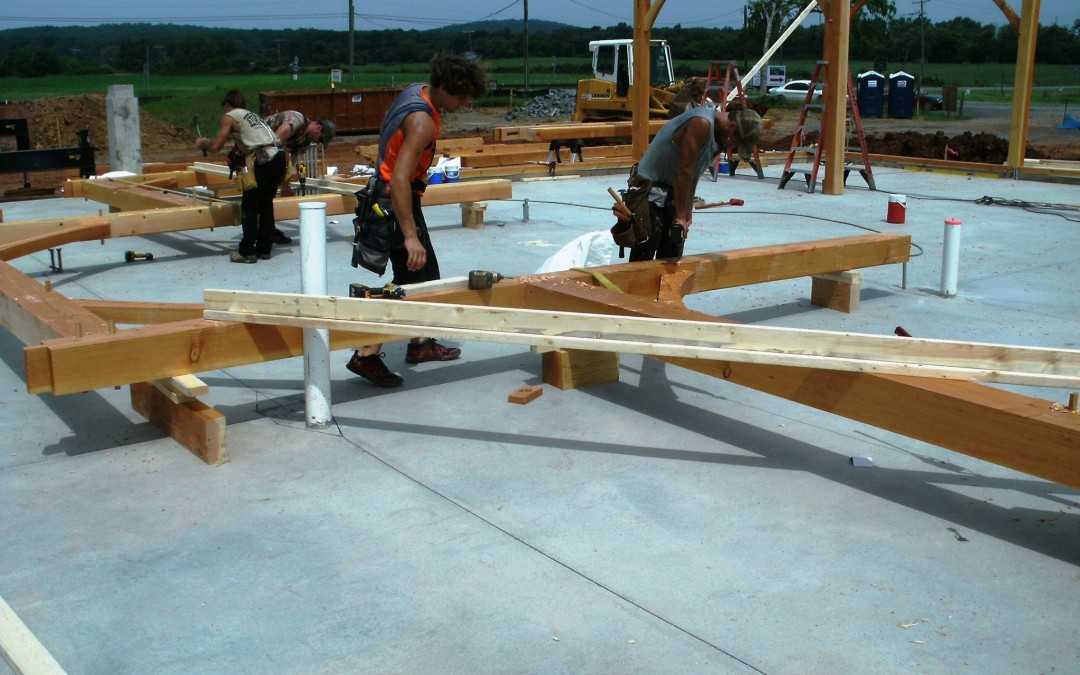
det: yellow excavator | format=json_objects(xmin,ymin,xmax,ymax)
[{"xmin": 573, "ymin": 39, "xmax": 697, "ymax": 122}]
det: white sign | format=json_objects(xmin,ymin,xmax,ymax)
[{"xmin": 330, "ymin": 69, "xmax": 342, "ymax": 83}]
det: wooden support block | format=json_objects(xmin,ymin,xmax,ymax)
[
  {"xmin": 508, "ymin": 385, "xmax": 543, "ymax": 404},
  {"xmin": 542, "ymin": 348, "xmax": 620, "ymax": 390},
  {"xmin": 461, "ymin": 202, "xmax": 487, "ymax": 229},
  {"xmin": 811, "ymin": 270, "xmax": 861, "ymax": 313},
  {"xmin": 130, "ymin": 381, "xmax": 228, "ymax": 465}
]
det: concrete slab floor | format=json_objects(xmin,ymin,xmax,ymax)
[{"xmin": 1, "ymin": 162, "xmax": 1079, "ymax": 674}]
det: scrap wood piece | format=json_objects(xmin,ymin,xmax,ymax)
[
  {"xmin": 201, "ymin": 290, "xmax": 1080, "ymax": 388},
  {"xmin": 508, "ymin": 385, "xmax": 543, "ymax": 404},
  {"xmin": 152, "ymin": 373, "xmax": 209, "ymax": 404}
]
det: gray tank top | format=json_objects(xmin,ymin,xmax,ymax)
[{"xmin": 636, "ymin": 106, "xmax": 719, "ymax": 190}]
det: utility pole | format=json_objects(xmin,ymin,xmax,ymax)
[
  {"xmin": 916, "ymin": 0, "xmax": 927, "ymax": 95},
  {"xmin": 275, "ymin": 38, "xmax": 283, "ymax": 66},
  {"xmin": 349, "ymin": 0, "xmax": 356, "ymax": 82},
  {"xmin": 523, "ymin": 0, "xmax": 530, "ymax": 95}
]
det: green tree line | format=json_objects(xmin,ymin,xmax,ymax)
[{"xmin": 1, "ymin": 18, "xmax": 1077, "ymax": 79}]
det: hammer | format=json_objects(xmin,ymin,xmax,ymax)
[
  {"xmin": 607, "ymin": 187, "xmax": 634, "ymax": 220},
  {"xmin": 695, "ymin": 198, "xmax": 745, "ymax": 210},
  {"xmin": 194, "ymin": 116, "xmax": 207, "ymax": 156}
]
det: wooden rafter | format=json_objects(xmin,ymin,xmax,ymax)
[{"xmin": 201, "ymin": 290, "xmax": 1080, "ymax": 388}]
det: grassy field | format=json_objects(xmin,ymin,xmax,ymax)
[{"xmin": 2, "ymin": 59, "xmax": 1076, "ymax": 129}]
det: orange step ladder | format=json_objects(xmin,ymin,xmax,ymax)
[{"xmin": 778, "ymin": 60, "xmax": 875, "ymax": 193}]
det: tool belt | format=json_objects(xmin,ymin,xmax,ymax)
[
  {"xmin": 351, "ymin": 178, "xmax": 403, "ymax": 276},
  {"xmin": 610, "ymin": 166, "xmax": 656, "ymax": 251}
]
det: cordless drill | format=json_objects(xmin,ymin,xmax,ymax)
[
  {"xmin": 467, "ymin": 270, "xmax": 509, "ymax": 290},
  {"xmin": 348, "ymin": 282, "xmax": 406, "ymax": 299}
]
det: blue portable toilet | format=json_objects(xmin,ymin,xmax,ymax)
[
  {"xmin": 857, "ymin": 70, "xmax": 885, "ymax": 118},
  {"xmin": 888, "ymin": 71, "xmax": 915, "ymax": 119}
]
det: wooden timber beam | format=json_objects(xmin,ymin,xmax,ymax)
[
  {"xmin": 0, "ymin": 260, "xmax": 112, "ymax": 346},
  {"xmin": 64, "ymin": 170, "xmax": 213, "ymax": 198},
  {"xmin": 520, "ymin": 278, "xmax": 1080, "ymax": 490},
  {"xmin": 80, "ymin": 178, "xmax": 201, "ymax": 211},
  {"xmin": 1007, "ymin": 0, "xmax": 1040, "ymax": 168},
  {"xmin": 21, "ymin": 233, "xmax": 908, "ymax": 395},
  {"xmin": 201, "ymin": 290, "xmax": 1080, "ymax": 388},
  {"xmin": 0, "ymin": 204, "xmax": 239, "ymax": 247},
  {"xmin": 493, "ymin": 120, "xmax": 666, "ymax": 143},
  {"xmin": 0, "ymin": 219, "xmax": 111, "ymax": 261},
  {"xmin": 0, "ymin": 180, "xmax": 512, "ymax": 254},
  {"xmin": 75, "ymin": 299, "xmax": 204, "ymax": 325}
]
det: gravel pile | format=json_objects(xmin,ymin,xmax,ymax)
[{"xmin": 505, "ymin": 89, "xmax": 577, "ymax": 120}]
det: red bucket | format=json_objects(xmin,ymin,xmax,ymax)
[{"xmin": 886, "ymin": 194, "xmax": 907, "ymax": 224}]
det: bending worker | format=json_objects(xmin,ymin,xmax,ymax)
[
  {"xmin": 264, "ymin": 110, "xmax": 336, "ymax": 243},
  {"xmin": 613, "ymin": 106, "xmax": 763, "ymax": 262}
]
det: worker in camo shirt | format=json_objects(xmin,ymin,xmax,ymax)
[{"xmin": 263, "ymin": 110, "xmax": 337, "ymax": 242}]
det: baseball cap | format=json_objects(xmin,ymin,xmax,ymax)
[
  {"xmin": 318, "ymin": 119, "xmax": 336, "ymax": 148},
  {"xmin": 734, "ymin": 109, "xmax": 763, "ymax": 161}
]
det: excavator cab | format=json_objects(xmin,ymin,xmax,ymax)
[{"xmin": 573, "ymin": 39, "xmax": 677, "ymax": 122}]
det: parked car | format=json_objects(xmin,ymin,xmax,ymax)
[
  {"xmin": 917, "ymin": 91, "xmax": 944, "ymax": 111},
  {"xmin": 767, "ymin": 80, "xmax": 824, "ymax": 102}
]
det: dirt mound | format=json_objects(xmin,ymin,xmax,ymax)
[{"xmin": 1, "ymin": 94, "xmax": 193, "ymax": 152}]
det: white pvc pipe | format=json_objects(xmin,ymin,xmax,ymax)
[
  {"xmin": 940, "ymin": 217, "xmax": 962, "ymax": 297},
  {"xmin": 299, "ymin": 202, "xmax": 332, "ymax": 428}
]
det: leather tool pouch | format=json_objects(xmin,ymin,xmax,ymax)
[{"xmin": 351, "ymin": 180, "xmax": 402, "ymax": 276}]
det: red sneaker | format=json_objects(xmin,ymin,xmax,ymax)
[
  {"xmin": 405, "ymin": 339, "xmax": 461, "ymax": 364},
  {"xmin": 346, "ymin": 352, "xmax": 403, "ymax": 387}
]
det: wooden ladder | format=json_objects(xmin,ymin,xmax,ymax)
[
  {"xmin": 778, "ymin": 60, "xmax": 875, "ymax": 193},
  {"xmin": 704, "ymin": 61, "xmax": 764, "ymax": 180}
]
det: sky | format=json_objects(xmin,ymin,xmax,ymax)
[{"xmin": 0, "ymin": 0, "xmax": 1077, "ymax": 32}]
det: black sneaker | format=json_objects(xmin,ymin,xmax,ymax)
[
  {"xmin": 229, "ymin": 252, "xmax": 257, "ymax": 264},
  {"xmin": 346, "ymin": 352, "xmax": 403, "ymax": 388},
  {"xmin": 272, "ymin": 229, "xmax": 293, "ymax": 245},
  {"xmin": 257, "ymin": 252, "xmax": 271, "ymax": 260},
  {"xmin": 406, "ymin": 338, "xmax": 461, "ymax": 364}
]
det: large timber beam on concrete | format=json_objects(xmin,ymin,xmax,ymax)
[
  {"xmin": 201, "ymin": 290, "xmax": 1080, "ymax": 388},
  {"xmin": 0, "ymin": 205, "xmax": 239, "ymax": 247},
  {"xmin": 520, "ymin": 278, "xmax": 1080, "ymax": 490},
  {"xmin": 79, "ymin": 178, "xmax": 201, "ymax": 211},
  {"xmin": 0, "ymin": 261, "xmax": 112, "ymax": 345},
  {"xmin": 0, "ymin": 180, "xmax": 512, "ymax": 253},
  {"xmin": 20, "ymin": 233, "xmax": 909, "ymax": 395},
  {"xmin": 0, "ymin": 219, "xmax": 111, "ymax": 261}
]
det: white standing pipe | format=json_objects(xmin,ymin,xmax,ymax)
[
  {"xmin": 940, "ymin": 217, "xmax": 962, "ymax": 297},
  {"xmin": 299, "ymin": 202, "xmax": 332, "ymax": 428},
  {"xmin": 729, "ymin": 0, "xmax": 819, "ymax": 102}
]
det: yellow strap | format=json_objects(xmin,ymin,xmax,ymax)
[{"xmin": 571, "ymin": 267, "xmax": 622, "ymax": 292}]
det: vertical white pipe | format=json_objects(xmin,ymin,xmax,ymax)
[
  {"xmin": 940, "ymin": 217, "xmax": 962, "ymax": 297},
  {"xmin": 299, "ymin": 202, "xmax": 331, "ymax": 428}
]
